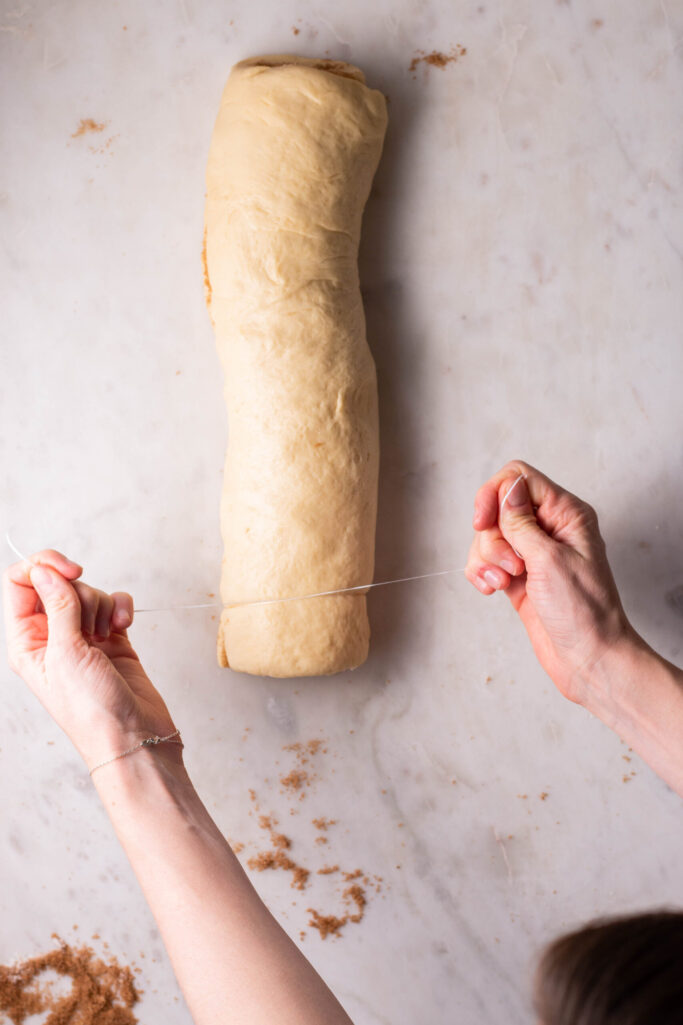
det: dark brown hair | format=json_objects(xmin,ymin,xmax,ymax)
[{"xmin": 534, "ymin": 911, "xmax": 683, "ymax": 1025}]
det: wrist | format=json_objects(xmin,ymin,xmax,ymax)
[
  {"xmin": 89, "ymin": 732, "xmax": 190, "ymax": 790},
  {"xmin": 73, "ymin": 716, "xmax": 182, "ymax": 773},
  {"xmin": 578, "ymin": 626, "xmax": 654, "ymax": 724}
]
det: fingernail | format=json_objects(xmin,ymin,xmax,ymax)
[
  {"xmin": 118, "ymin": 610, "xmax": 131, "ymax": 628},
  {"xmin": 29, "ymin": 565, "xmax": 53, "ymax": 590},
  {"xmin": 500, "ymin": 557, "xmax": 517, "ymax": 574},
  {"xmin": 505, "ymin": 475, "xmax": 528, "ymax": 509},
  {"xmin": 483, "ymin": 569, "xmax": 503, "ymax": 588}
]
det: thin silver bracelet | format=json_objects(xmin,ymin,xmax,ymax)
[{"xmin": 88, "ymin": 729, "xmax": 183, "ymax": 776}]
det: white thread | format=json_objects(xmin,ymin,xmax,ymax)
[
  {"xmin": 498, "ymin": 473, "xmax": 525, "ymax": 559},
  {"xmin": 5, "ymin": 533, "xmax": 32, "ymax": 564},
  {"xmin": 499, "ymin": 473, "xmax": 525, "ymax": 516},
  {"xmin": 135, "ymin": 569, "xmax": 467, "ymax": 613},
  {"xmin": 134, "ymin": 601, "xmax": 220, "ymax": 612},
  {"xmin": 5, "ymin": 531, "xmax": 467, "ymax": 614}
]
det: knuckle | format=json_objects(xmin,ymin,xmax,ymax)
[{"xmin": 50, "ymin": 593, "xmax": 75, "ymax": 615}]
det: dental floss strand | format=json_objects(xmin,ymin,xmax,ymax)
[
  {"xmin": 6, "ymin": 531, "xmax": 468, "ymax": 612},
  {"xmin": 7, "ymin": 480, "xmax": 529, "ymax": 615}
]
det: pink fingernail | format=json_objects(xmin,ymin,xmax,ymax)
[{"xmin": 483, "ymin": 569, "xmax": 503, "ymax": 588}]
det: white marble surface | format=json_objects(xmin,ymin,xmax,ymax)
[{"xmin": 2, "ymin": 0, "xmax": 683, "ymax": 1022}]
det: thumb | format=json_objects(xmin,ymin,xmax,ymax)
[
  {"xmin": 498, "ymin": 474, "xmax": 551, "ymax": 562},
  {"xmin": 29, "ymin": 564, "xmax": 84, "ymax": 649}
]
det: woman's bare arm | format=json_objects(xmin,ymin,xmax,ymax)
[
  {"xmin": 2, "ymin": 556, "xmax": 353, "ymax": 1025},
  {"xmin": 466, "ymin": 460, "xmax": 683, "ymax": 797}
]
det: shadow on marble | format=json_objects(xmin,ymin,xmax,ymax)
[
  {"xmin": 359, "ymin": 71, "xmax": 426, "ymax": 671},
  {"xmin": 607, "ymin": 476, "xmax": 683, "ymax": 650}
]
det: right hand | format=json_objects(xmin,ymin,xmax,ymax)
[{"xmin": 465, "ymin": 461, "xmax": 634, "ymax": 704}]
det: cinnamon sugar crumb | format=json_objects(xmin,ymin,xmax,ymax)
[
  {"xmin": 71, "ymin": 118, "xmax": 108, "ymax": 138},
  {"xmin": 307, "ymin": 910, "xmax": 347, "ymax": 939},
  {"xmin": 409, "ymin": 45, "xmax": 467, "ymax": 74},
  {"xmin": 343, "ymin": 884, "xmax": 367, "ymax": 923},
  {"xmin": 247, "ymin": 849, "xmax": 310, "ymax": 890},
  {"xmin": 312, "ymin": 817, "xmax": 336, "ymax": 831},
  {"xmin": 280, "ymin": 769, "xmax": 309, "ymax": 791}
]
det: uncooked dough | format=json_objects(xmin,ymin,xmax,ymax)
[{"xmin": 204, "ymin": 54, "xmax": 388, "ymax": 677}]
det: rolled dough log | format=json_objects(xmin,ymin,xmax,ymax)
[{"xmin": 204, "ymin": 55, "xmax": 388, "ymax": 677}]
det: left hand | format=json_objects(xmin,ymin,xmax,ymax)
[{"xmin": 2, "ymin": 550, "xmax": 178, "ymax": 770}]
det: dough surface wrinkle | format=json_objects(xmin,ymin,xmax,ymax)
[{"xmin": 205, "ymin": 54, "xmax": 387, "ymax": 677}]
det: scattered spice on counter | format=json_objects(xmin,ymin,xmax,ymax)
[
  {"xmin": 409, "ymin": 45, "xmax": 467, "ymax": 74},
  {"xmin": 0, "ymin": 934, "xmax": 140, "ymax": 1024},
  {"xmin": 344, "ymin": 884, "xmax": 367, "ymax": 923},
  {"xmin": 312, "ymin": 817, "xmax": 336, "ymax": 831},
  {"xmin": 307, "ymin": 881, "xmax": 369, "ymax": 939},
  {"xmin": 279, "ymin": 769, "xmax": 309, "ymax": 794},
  {"xmin": 71, "ymin": 118, "xmax": 108, "ymax": 138},
  {"xmin": 246, "ymin": 811, "xmax": 309, "ymax": 889},
  {"xmin": 307, "ymin": 910, "xmax": 348, "ymax": 939},
  {"xmin": 247, "ymin": 848, "xmax": 310, "ymax": 890},
  {"xmin": 236, "ymin": 739, "xmax": 384, "ymax": 938}
]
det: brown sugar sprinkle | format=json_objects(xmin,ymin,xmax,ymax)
[
  {"xmin": 0, "ymin": 934, "xmax": 140, "ymax": 1024},
  {"xmin": 307, "ymin": 882, "xmax": 369, "ymax": 939},
  {"xmin": 71, "ymin": 118, "xmax": 108, "ymax": 138},
  {"xmin": 342, "ymin": 869, "xmax": 363, "ymax": 882},
  {"xmin": 307, "ymin": 910, "xmax": 347, "ymax": 940},
  {"xmin": 312, "ymin": 817, "xmax": 336, "ymax": 831},
  {"xmin": 280, "ymin": 769, "xmax": 309, "ymax": 791},
  {"xmin": 409, "ymin": 45, "xmax": 467, "ymax": 74},
  {"xmin": 343, "ymin": 885, "xmax": 367, "ymax": 923},
  {"xmin": 247, "ymin": 849, "xmax": 310, "ymax": 890},
  {"xmin": 283, "ymin": 739, "xmax": 325, "ymax": 765},
  {"xmin": 314, "ymin": 836, "xmax": 328, "ymax": 845},
  {"xmin": 317, "ymin": 865, "xmax": 340, "ymax": 875},
  {"xmin": 539, "ymin": 792, "xmax": 549, "ymax": 801},
  {"xmin": 249, "ymin": 810, "xmax": 306, "ymax": 887}
]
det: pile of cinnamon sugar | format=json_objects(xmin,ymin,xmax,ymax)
[{"xmin": 0, "ymin": 935, "xmax": 140, "ymax": 1024}]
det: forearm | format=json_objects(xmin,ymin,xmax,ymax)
[
  {"xmin": 92, "ymin": 748, "xmax": 353, "ymax": 1025},
  {"xmin": 580, "ymin": 629, "xmax": 683, "ymax": 797}
]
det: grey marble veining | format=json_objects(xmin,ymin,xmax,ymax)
[{"xmin": 1, "ymin": 1, "xmax": 682, "ymax": 1023}]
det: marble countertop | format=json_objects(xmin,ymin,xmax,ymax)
[{"xmin": 2, "ymin": 1, "xmax": 682, "ymax": 1022}]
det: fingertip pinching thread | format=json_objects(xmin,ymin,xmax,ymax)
[{"xmin": 499, "ymin": 473, "xmax": 526, "ymax": 516}]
